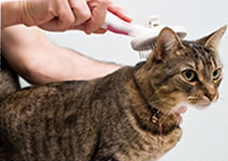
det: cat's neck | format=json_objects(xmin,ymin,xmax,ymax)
[
  {"xmin": 125, "ymin": 62, "xmax": 180, "ymax": 135},
  {"xmin": 132, "ymin": 61, "xmax": 178, "ymax": 112},
  {"xmin": 132, "ymin": 62, "xmax": 160, "ymax": 109}
]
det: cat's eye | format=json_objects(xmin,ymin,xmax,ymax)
[
  {"xmin": 212, "ymin": 69, "xmax": 221, "ymax": 80},
  {"xmin": 182, "ymin": 70, "xmax": 197, "ymax": 82}
]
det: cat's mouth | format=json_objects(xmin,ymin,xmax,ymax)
[
  {"xmin": 188, "ymin": 99, "xmax": 212, "ymax": 109},
  {"xmin": 188, "ymin": 95, "xmax": 217, "ymax": 109},
  {"xmin": 194, "ymin": 102, "xmax": 211, "ymax": 109}
]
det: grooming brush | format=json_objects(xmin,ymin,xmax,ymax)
[{"xmin": 102, "ymin": 11, "xmax": 187, "ymax": 54}]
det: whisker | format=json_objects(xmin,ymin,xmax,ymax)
[{"xmin": 218, "ymin": 97, "xmax": 226, "ymax": 102}]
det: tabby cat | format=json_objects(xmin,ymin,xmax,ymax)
[
  {"xmin": 1, "ymin": 26, "xmax": 226, "ymax": 161},
  {"xmin": 0, "ymin": 55, "xmax": 21, "ymax": 99}
]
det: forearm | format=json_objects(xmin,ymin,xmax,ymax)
[
  {"xmin": 39, "ymin": 47, "xmax": 122, "ymax": 83},
  {"xmin": 22, "ymin": 44, "xmax": 121, "ymax": 84},
  {"xmin": 2, "ymin": 25, "xmax": 121, "ymax": 85}
]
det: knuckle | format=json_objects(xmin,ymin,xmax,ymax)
[
  {"xmin": 69, "ymin": 17, "xmax": 76, "ymax": 25},
  {"xmin": 80, "ymin": 11, "xmax": 91, "ymax": 22},
  {"xmin": 72, "ymin": 8, "xmax": 91, "ymax": 25},
  {"xmin": 61, "ymin": 14, "xmax": 75, "ymax": 26}
]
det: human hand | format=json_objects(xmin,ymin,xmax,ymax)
[
  {"xmin": 16, "ymin": 0, "xmax": 91, "ymax": 31},
  {"xmin": 74, "ymin": 0, "xmax": 133, "ymax": 34},
  {"xmin": 16, "ymin": 0, "xmax": 132, "ymax": 33}
]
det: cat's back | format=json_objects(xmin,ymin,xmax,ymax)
[
  {"xmin": 1, "ymin": 67, "xmax": 133, "ymax": 161},
  {"xmin": 0, "ymin": 55, "xmax": 21, "ymax": 99},
  {"xmin": 1, "ymin": 80, "xmax": 88, "ymax": 112},
  {"xmin": 1, "ymin": 66, "xmax": 133, "ymax": 126},
  {"xmin": 1, "ymin": 80, "xmax": 100, "ymax": 161},
  {"xmin": 1, "ymin": 80, "xmax": 93, "ymax": 131}
]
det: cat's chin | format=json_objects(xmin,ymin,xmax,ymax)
[
  {"xmin": 173, "ymin": 105, "xmax": 188, "ymax": 114},
  {"xmin": 173, "ymin": 105, "xmax": 188, "ymax": 124},
  {"xmin": 194, "ymin": 102, "xmax": 211, "ymax": 109},
  {"xmin": 158, "ymin": 105, "xmax": 188, "ymax": 124}
]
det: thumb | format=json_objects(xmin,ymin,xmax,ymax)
[{"xmin": 71, "ymin": 25, "xmax": 107, "ymax": 34}]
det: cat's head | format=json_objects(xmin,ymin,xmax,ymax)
[{"xmin": 144, "ymin": 25, "xmax": 226, "ymax": 113}]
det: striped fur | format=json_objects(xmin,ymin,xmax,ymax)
[{"xmin": 1, "ymin": 26, "xmax": 226, "ymax": 161}]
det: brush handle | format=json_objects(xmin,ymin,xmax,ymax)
[{"xmin": 102, "ymin": 11, "xmax": 148, "ymax": 37}]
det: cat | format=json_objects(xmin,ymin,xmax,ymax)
[
  {"xmin": 0, "ymin": 55, "xmax": 21, "ymax": 99},
  {"xmin": 0, "ymin": 26, "xmax": 226, "ymax": 161}
]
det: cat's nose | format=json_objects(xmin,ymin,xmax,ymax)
[
  {"xmin": 203, "ymin": 84, "xmax": 218, "ymax": 101},
  {"xmin": 205, "ymin": 92, "xmax": 217, "ymax": 101}
]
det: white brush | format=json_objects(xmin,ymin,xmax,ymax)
[{"xmin": 102, "ymin": 11, "xmax": 187, "ymax": 51}]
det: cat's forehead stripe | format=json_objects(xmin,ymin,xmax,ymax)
[{"xmin": 189, "ymin": 43, "xmax": 216, "ymax": 71}]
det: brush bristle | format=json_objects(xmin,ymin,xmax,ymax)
[
  {"xmin": 138, "ymin": 50, "xmax": 151, "ymax": 59},
  {"xmin": 131, "ymin": 26, "xmax": 187, "ymax": 52},
  {"xmin": 137, "ymin": 41, "xmax": 157, "ymax": 59}
]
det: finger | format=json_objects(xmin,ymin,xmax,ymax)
[
  {"xmin": 41, "ymin": 0, "xmax": 76, "ymax": 31},
  {"xmin": 69, "ymin": 0, "xmax": 91, "ymax": 25},
  {"xmin": 38, "ymin": 18, "xmax": 68, "ymax": 31},
  {"xmin": 72, "ymin": 25, "xmax": 107, "ymax": 34},
  {"xmin": 107, "ymin": 2, "xmax": 133, "ymax": 23},
  {"xmin": 94, "ymin": 28, "xmax": 107, "ymax": 34},
  {"xmin": 71, "ymin": 24, "xmax": 86, "ymax": 31},
  {"xmin": 84, "ymin": 0, "xmax": 108, "ymax": 34}
]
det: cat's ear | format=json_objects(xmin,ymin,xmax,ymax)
[
  {"xmin": 196, "ymin": 25, "xmax": 227, "ymax": 51},
  {"xmin": 154, "ymin": 27, "xmax": 183, "ymax": 60}
]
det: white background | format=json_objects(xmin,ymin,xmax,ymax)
[{"xmin": 19, "ymin": 0, "xmax": 228, "ymax": 160}]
